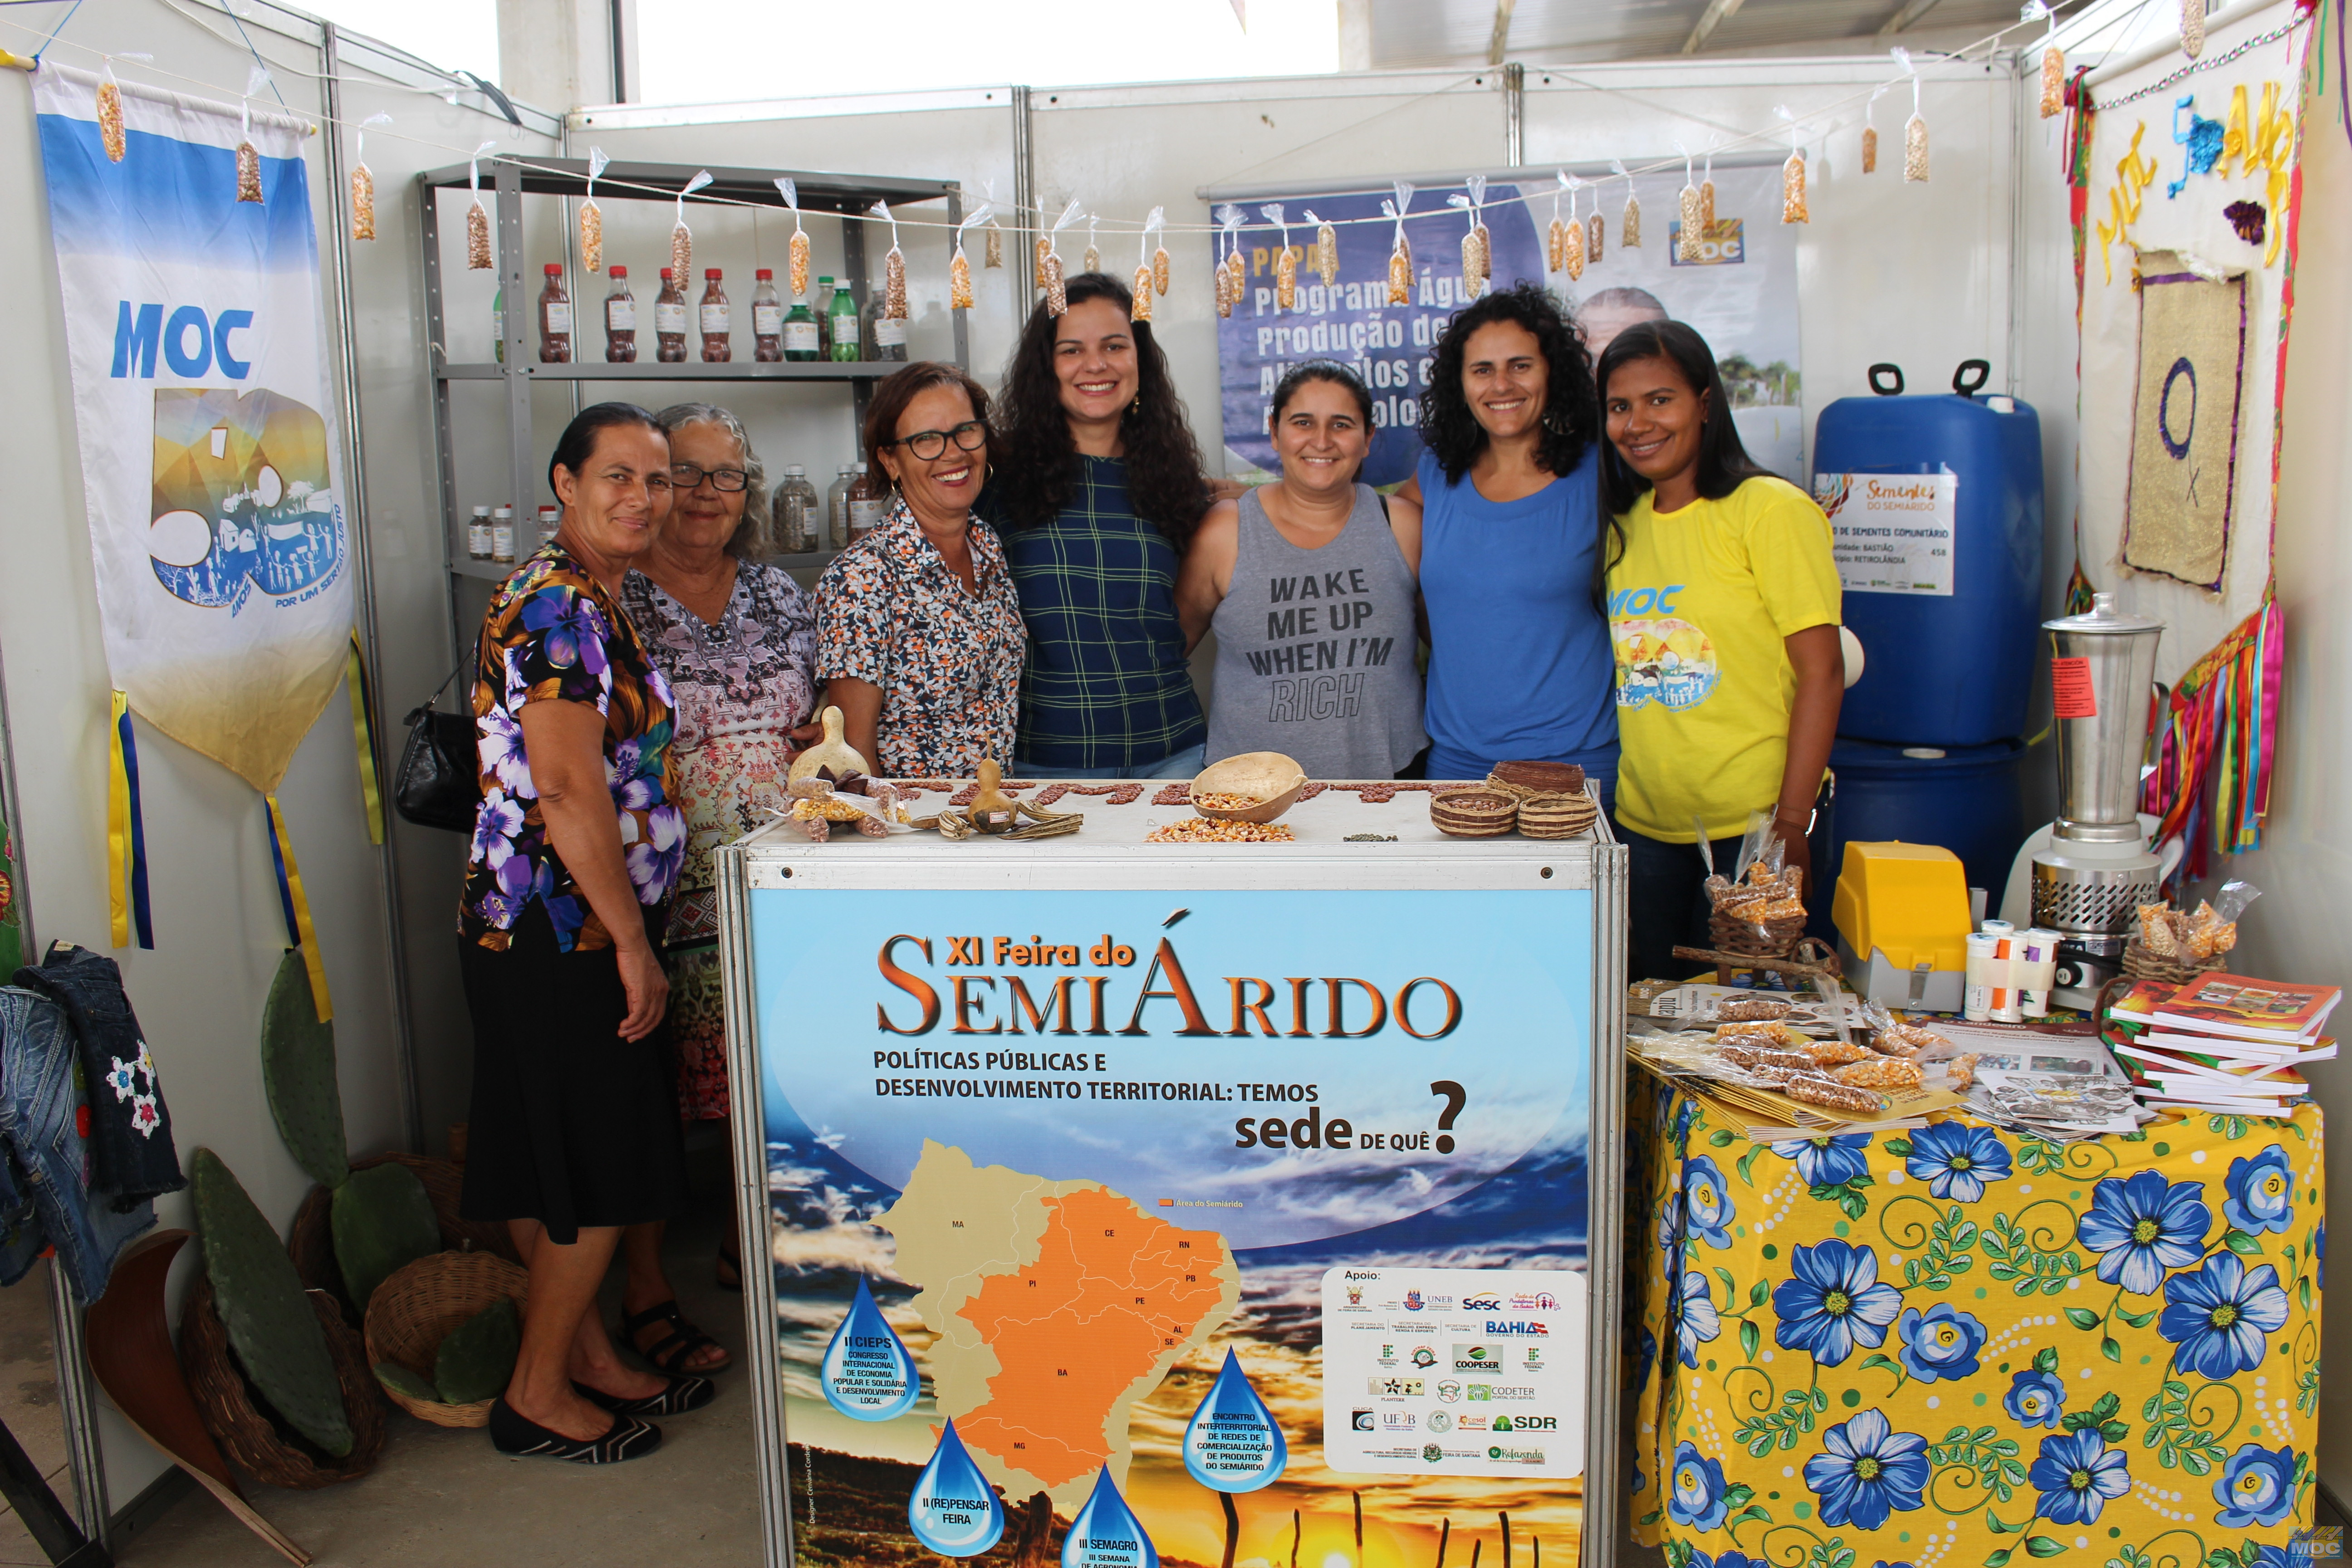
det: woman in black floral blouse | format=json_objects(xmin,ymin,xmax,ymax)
[{"xmin": 817, "ymin": 363, "xmax": 1026, "ymax": 776}]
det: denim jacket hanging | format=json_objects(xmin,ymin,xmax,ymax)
[
  {"xmin": 0, "ymin": 986, "xmax": 154, "ymax": 1301},
  {"xmin": 11, "ymin": 942, "xmax": 184, "ymax": 1210}
]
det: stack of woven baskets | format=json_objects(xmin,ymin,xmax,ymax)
[{"xmin": 1484, "ymin": 760, "xmax": 1597, "ymax": 840}]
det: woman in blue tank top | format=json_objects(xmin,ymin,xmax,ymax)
[{"xmin": 1396, "ymin": 284, "xmax": 1619, "ymax": 793}]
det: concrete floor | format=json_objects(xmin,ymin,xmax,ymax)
[
  {"xmin": 120, "ymin": 1150, "xmax": 762, "ymax": 1568},
  {"xmin": 0, "ymin": 1262, "xmax": 80, "ymax": 1568}
]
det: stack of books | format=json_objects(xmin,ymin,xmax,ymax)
[{"xmin": 2107, "ymin": 973, "xmax": 2341, "ymax": 1116}]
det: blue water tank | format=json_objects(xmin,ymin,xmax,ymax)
[
  {"xmin": 1806, "ymin": 737, "xmax": 2029, "ymax": 942},
  {"xmin": 1812, "ymin": 363, "xmax": 2043, "ymax": 746}
]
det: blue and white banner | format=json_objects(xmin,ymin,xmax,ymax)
[
  {"xmin": 35, "ymin": 64, "xmax": 348, "ymax": 794},
  {"xmin": 1215, "ymin": 163, "xmax": 1805, "ymax": 487}
]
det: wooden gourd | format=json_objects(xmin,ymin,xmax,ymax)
[
  {"xmin": 787, "ymin": 706, "xmax": 870, "ymax": 784},
  {"xmin": 968, "ymin": 760, "xmax": 1017, "ymax": 834}
]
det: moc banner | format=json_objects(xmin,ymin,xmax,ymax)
[{"xmin": 34, "ymin": 65, "xmax": 350, "ymax": 794}]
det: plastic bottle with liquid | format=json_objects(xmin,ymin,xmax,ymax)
[
  {"xmin": 603, "ymin": 265, "xmax": 638, "ymax": 363},
  {"xmin": 535, "ymin": 505, "xmax": 560, "ymax": 547},
  {"xmin": 828, "ymin": 282, "xmax": 862, "ymax": 363},
  {"xmin": 491, "ymin": 505, "xmax": 516, "ymax": 565},
  {"xmin": 654, "ymin": 269, "xmax": 688, "ymax": 363},
  {"xmin": 751, "ymin": 269, "xmax": 783, "ymax": 362},
  {"xmin": 814, "ymin": 276, "xmax": 836, "ymax": 356},
  {"xmin": 537, "ymin": 263, "xmax": 572, "ymax": 363},
  {"xmin": 700, "ymin": 268, "xmax": 731, "ymax": 362},
  {"xmin": 865, "ymin": 282, "xmax": 908, "ymax": 362},
  {"xmin": 847, "ymin": 463, "xmax": 887, "ymax": 541},
  {"xmin": 771, "ymin": 464, "xmax": 819, "ymax": 554},
  {"xmin": 466, "ymin": 505, "xmax": 492, "ymax": 561},
  {"xmin": 827, "ymin": 466, "xmax": 854, "ymax": 549},
  {"xmin": 783, "ymin": 290, "xmax": 819, "ymax": 362}
]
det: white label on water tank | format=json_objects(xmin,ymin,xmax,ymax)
[{"xmin": 1813, "ymin": 471, "xmax": 1958, "ymax": 596}]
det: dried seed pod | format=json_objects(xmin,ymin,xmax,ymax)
[
  {"xmin": 1044, "ymin": 253, "xmax": 1067, "ymax": 316},
  {"xmin": 1862, "ymin": 124, "xmax": 1879, "ymax": 174},
  {"xmin": 1132, "ymin": 265, "xmax": 1154, "ymax": 321},
  {"xmin": 1677, "ymin": 185, "xmax": 1701, "ymax": 259},
  {"xmin": 1275, "ymin": 245, "xmax": 1297, "ymax": 310},
  {"xmin": 350, "ymin": 164, "xmax": 376, "ymax": 241},
  {"xmin": 1547, "ymin": 217, "xmax": 1566, "ymax": 273},
  {"xmin": 885, "ymin": 246, "xmax": 907, "ymax": 319},
  {"xmin": 2040, "ymin": 46, "xmax": 2065, "ymax": 118},
  {"xmin": 1153, "ymin": 245, "xmax": 1171, "ymax": 295},
  {"xmin": 97, "ymin": 78, "xmax": 126, "ymax": 163},
  {"xmin": 1905, "ymin": 113, "xmax": 1929, "ymax": 181},
  {"xmin": 1215, "ymin": 255, "xmax": 1235, "ymax": 317},
  {"xmin": 1622, "ymin": 191, "xmax": 1642, "ymax": 249},
  {"xmin": 1588, "ymin": 211, "xmax": 1604, "ymax": 265},
  {"xmin": 2180, "ymin": 0, "xmax": 2205, "ymax": 57},
  {"xmin": 1563, "ymin": 213, "xmax": 1585, "ymax": 279},
  {"xmin": 1083, "ymin": 244, "xmax": 1101, "ymax": 274},
  {"xmin": 1699, "ymin": 178, "xmax": 1715, "ymax": 232},
  {"xmin": 236, "ymin": 140, "xmax": 263, "ymax": 204},
  {"xmin": 1314, "ymin": 222, "xmax": 1337, "ymax": 285},
  {"xmin": 578, "ymin": 196, "xmax": 602, "ymax": 272},
  {"xmin": 670, "ymin": 222, "xmax": 692, "ymax": 284},
  {"xmin": 1387, "ymin": 236, "xmax": 1411, "ymax": 304},
  {"xmin": 1474, "ymin": 222, "xmax": 1492, "ymax": 278},
  {"xmin": 466, "ymin": 198, "xmax": 492, "ymax": 269},
  {"xmin": 789, "ymin": 228, "xmax": 811, "ymax": 297},
  {"xmin": 985, "ymin": 224, "xmax": 1003, "ymax": 269},
  {"xmin": 950, "ymin": 249, "xmax": 974, "ymax": 309},
  {"xmin": 1782, "ymin": 152, "xmax": 1809, "ymax": 223},
  {"xmin": 1034, "ymin": 236, "xmax": 1051, "ymax": 287}
]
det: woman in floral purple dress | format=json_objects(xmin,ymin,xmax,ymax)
[{"xmin": 457, "ymin": 403, "xmax": 711, "ymax": 1465}]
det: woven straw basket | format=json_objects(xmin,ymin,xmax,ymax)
[
  {"xmin": 2121, "ymin": 938, "xmax": 2226, "ymax": 988},
  {"xmin": 179, "ymin": 1273, "xmax": 385, "ymax": 1489},
  {"xmin": 289, "ymin": 1151, "xmax": 519, "ymax": 1325},
  {"xmin": 363, "ymin": 1251, "xmax": 529, "ymax": 1428}
]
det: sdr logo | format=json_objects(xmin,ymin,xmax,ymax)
[
  {"xmin": 1490, "ymin": 1416, "xmax": 1558, "ymax": 1432},
  {"xmin": 1462, "ymin": 1294, "xmax": 1502, "ymax": 1311}
]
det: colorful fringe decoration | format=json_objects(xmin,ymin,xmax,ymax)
[
  {"xmin": 265, "ymin": 794, "xmax": 333, "ymax": 1022},
  {"xmin": 106, "ymin": 692, "xmax": 153, "ymax": 951},
  {"xmin": 2063, "ymin": 560, "xmax": 2097, "ymax": 617},
  {"xmin": 347, "ymin": 632, "xmax": 384, "ymax": 846},
  {"xmin": 2141, "ymin": 595, "xmax": 2282, "ymax": 881}
]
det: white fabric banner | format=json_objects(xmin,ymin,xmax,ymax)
[{"xmin": 34, "ymin": 64, "xmax": 350, "ymax": 793}]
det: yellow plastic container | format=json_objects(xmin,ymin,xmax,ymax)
[{"xmin": 1831, "ymin": 841, "xmax": 1972, "ymax": 974}]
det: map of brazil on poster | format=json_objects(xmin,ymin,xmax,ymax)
[{"xmin": 749, "ymin": 887, "xmax": 1592, "ymax": 1568}]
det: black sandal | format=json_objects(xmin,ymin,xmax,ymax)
[
  {"xmin": 619, "ymin": 1300, "xmax": 733, "ymax": 1375},
  {"xmin": 575, "ymin": 1375, "xmax": 716, "ymax": 1418},
  {"xmin": 488, "ymin": 1399, "xmax": 662, "ymax": 1464}
]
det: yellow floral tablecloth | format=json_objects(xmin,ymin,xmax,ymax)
[{"xmin": 1629, "ymin": 1069, "xmax": 2324, "ymax": 1568}]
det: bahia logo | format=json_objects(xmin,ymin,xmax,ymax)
[{"xmin": 1483, "ymin": 1320, "xmax": 1549, "ymax": 1336}]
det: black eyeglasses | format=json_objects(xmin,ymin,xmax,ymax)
[
  {"xmin": 671, "ymin": 463, "xmax": 749, "ymax": 492},
  {"xmin": 882, "ymin": 421, "xmax": 989, "ymax": 461}
]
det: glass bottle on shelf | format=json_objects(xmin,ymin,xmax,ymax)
[
  {"xmin": 491, "ymin": 286, "xmax": 504, "ymax": 364},
  {"xmin": 603, "ymin": 265, "xmax": 637, "ymax": 363},
  {"xmin": 828, "ymin": 282, "xmax": 861, "ymax": 363},
  {"xmin": 847, "ymin": 462, "xmax": 887, "ymax": 541},
  {"xmin": 771, "ymin": 464, "xmax": 819, "ymax": 554},
  {"xmin": 827, "ymin": 465, "xmax": 853, "ymax": 549},
  {"xmin": 536, "ymin": 505, "xmax": 560, "ymax": 547},
  {"xmin": 700, "ymin": 268, "xmax": 731, "ymax": 363},
  {"xmin": 466, "ymin": 505, "xmax": 492, "ymax": 561},
  {"xmin": 865, "ymin": 281, "xmax": 908, "ymax": 362},
  {"xmin": 491, "ymin": 505, "xmax": 516, "ymax": 565},
  {"xmin": 814, "ymin": 276, "xmax": 836, "ymax": 356},
  {"xmin": 537, "ymin": 263, "xmax": 572, "ymax": 363},
  {"xmin": 654, "ymin": 268, "xmax": 688, "ymax": 363},
  {"xmin": 751, "ymin": 269, "xmax": 783, "ymax": 362},
  {"xmin": 783, "ymin": 289, "xmax": 819, "ymax": 362}
]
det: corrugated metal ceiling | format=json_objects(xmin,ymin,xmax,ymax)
[{"xmin": 1367, "ymin": 0, "xmax": 2034, "ymax": 65}]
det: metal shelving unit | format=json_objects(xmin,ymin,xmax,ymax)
[{"xmin": 416, "ymin": 156, "xmax": 965, "ymax": 643}]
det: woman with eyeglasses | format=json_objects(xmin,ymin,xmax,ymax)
[
  {"xmin": 458, "ymin": 402, "xmax": 706, "ymax": 1464},
  {"xmin": 817, "ymin": 362, "xmax": 1026, "ymax": 776},
  {"xmin": 608, "ymin": 402, "xmax": 819, "ymax": 1376}
]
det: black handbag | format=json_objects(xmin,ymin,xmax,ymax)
[{"xmin": 394, "ymin": 663, "xmax": 479, "ymax": 832}]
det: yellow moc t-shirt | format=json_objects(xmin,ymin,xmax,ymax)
[{"xmin": 1607, "ymin": 474, "xmax": 1841, "ymax": 844}]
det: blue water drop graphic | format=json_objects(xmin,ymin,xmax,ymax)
[
  {"xmin": 907, "ymin": 1420, "xmax": 1005, "ymax": 1557},
  {"xmin": 818, "ymin": 1277, "xmax": 919, "ymax": 1421},
  {"xmin": 1181, "ymin": 1348, "xmax": 1288, "ymax": 1492},
  {"xmin": 1061, "ymin": 1466, "xmax": 1159, "ymax": 1568}
]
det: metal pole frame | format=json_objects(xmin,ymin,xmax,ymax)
[
  {"xmin": 1010, "ymin": 86, "xmax": 1035, "ymax": 313},
  {"xmin": 1504, "ymin": 60, "xmax": 1526, "ymax": 166}
]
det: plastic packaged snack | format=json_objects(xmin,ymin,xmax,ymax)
[
  {"xmin": 1716, "ymin": 1044, "xmax": 1816, "ymax": 1073},
  {"xmin": 97, "ymin": 67, "xmax": 126, "ymax": 163},
  {"xmin": 1774, "ymin": 1073, "xmax": 1889, "ymax": 1116},
  {"xmin": 1803, "ymin": 1040, "xmax": 1872, "ymax": 1068},
  {"xmin": 1715, "ymin": 997, "xmax": 1792, "ymax": 1022},
  {"xmin": 1715, "ymin": 1020, "xmax": 1803, "ymax": 1049},
  {"xmin": 1834, "ymin": 1057, "xmax": 1924, "ymax": 1091}
]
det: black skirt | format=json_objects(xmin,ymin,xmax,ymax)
[{"xmin": 457, "ymin": 904, "xmax": 686, "ymax": 1245}]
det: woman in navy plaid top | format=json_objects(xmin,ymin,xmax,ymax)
[{"xmin": 985, "ymin": 272, "xmax": 1212, "ymax": 778}]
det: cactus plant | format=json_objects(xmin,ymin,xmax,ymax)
[
  {"xmin": 372, "ymin": 1362, "xmax": 439, "ymax": 1403},
  {"xmin": 190, "ymin": 1149, "xmax": 353, "ymax": 1458},
  {"xmin": 329, "ymin": 1163, "xmax": 440, "ymax": 1316},
  {"xmin": 260, "ymin": 951, "xmax": 347, "ymax": 1189},
  {"xmin": 432, "ymin": 1297, "xmax": 520, "ymax": 1405}
]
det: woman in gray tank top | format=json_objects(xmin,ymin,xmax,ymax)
[{"xmin": 1177, "ymin": 363, "xmax": 1429, "ymax": 778}]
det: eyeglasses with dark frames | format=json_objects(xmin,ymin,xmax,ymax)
[
  {"xmin": 670, "ymin": 463, "xmax": 750, "ymax": 492},
  {"xmin": 882, "ymin": 421, "xmax": 990, "ymax": 461}
]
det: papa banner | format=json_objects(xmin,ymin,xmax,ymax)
[
  {"xmin": 1214, "ymin": 162, "xmax": 1804, "ymax": 488},
  {"xmin": 34, "ymin": 64, "xmax": 351, "ymax": 795}
]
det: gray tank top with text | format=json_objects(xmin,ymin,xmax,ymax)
[{"xmin": 1204, "ymin": 483, "xmax": 1427, "ymax": 777}]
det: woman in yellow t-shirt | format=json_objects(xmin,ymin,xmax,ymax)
[{"xmin": 1595, "ymin": 321, "xmax": 1845, "ymax": 985}]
